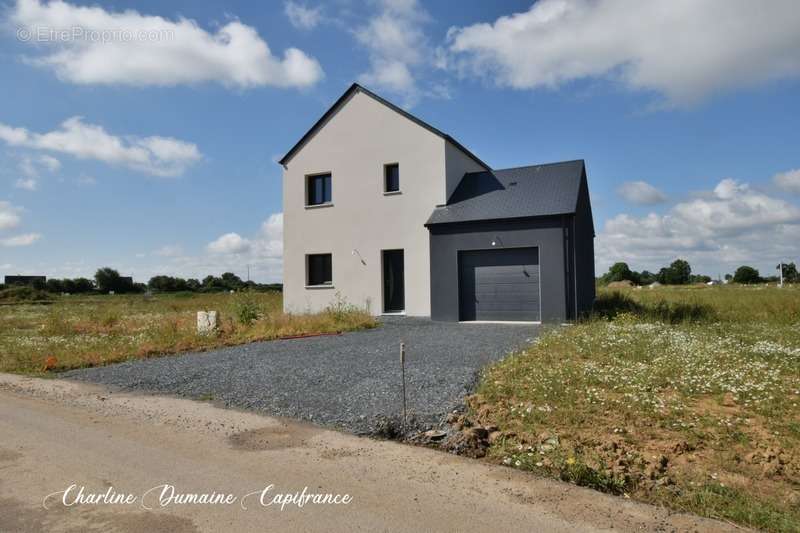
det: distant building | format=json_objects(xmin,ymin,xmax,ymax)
[
  {"xmin": 4, "ymin": 275, "xmax": 46, "ymax": 286},
  {"xmin": 120, "ymin": 276, "xmax": 133, "ymax": 286}
]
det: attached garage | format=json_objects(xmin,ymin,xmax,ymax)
[
  {"xmin": 458, "ymin": 248, "xmax": 540, "ymax": 322},
  {"xmin": 426, "ymin": 160, "xmax": 595, "ymax": 323}
]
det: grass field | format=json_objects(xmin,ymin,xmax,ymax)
[
  {"xmin": 0, "ymin": 291, "xmax": 376, "ymax": 374},
  {"xmin": 471, "ymin": 285, "xmax": 800, "ymax": 532}
]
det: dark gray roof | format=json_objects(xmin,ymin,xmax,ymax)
[
  {"xmin": 279, "ymin": 83, "xmax": 490, "ymax": 171},
  {"xmin": 426, "ymin": 160, "xmax": 585, "ymax": 226}
]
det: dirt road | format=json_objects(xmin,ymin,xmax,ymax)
[{"xmin": 0, "ymin": 374, "xmax": 731, "ymax": 532}]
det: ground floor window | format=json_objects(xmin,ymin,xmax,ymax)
[{"xmin": 307, "ymin": 253, "xmax": 332, "ymax": 286}]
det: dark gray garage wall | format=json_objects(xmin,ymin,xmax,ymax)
[
  {"xmin": 429, "ymin": 218, "xmax": 568, "ymax": 322},
  {"xmin": 574, "ymin": 170, "xmax": 596, "ymax": 316}
]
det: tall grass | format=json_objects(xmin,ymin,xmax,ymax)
[
  {"xmin": 474, "ymin": 284, "xmax": 800, "ymax": 532},
  {"xmin": 0, "ymin": 292, "xmax": 377, "ymax": 374}
]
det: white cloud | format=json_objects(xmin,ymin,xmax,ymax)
[
  {"xmin": 446, "ymin": 0, "xmax": 800, "ymax": 106},
  {"xmin": 207, "ymin": 232, "xmax": 252, "ymax": 254},
  {"xmin": 154, "ymin": 244, "xmax": 183, "ymax": 257},
  {"xmin": 617, "ymin": 181, "xmax": 667, "ymax": 205},
  {"xmin": 774, "ymin": 168, "xmax": 800, "ymax": 194},
  {"xmin": 355, "ymin": 0, "xmax": 430, "ymax": 105},
  {"xmin": 284, "ymin": 2, "xmax": 322, "ymax": 30},
  {"xmin": 0, "ymin": 116, "xmax": 201, "ymax": 177},
  {"xmin": 11, "ymin": 0, "xmax": 323, "ymax": 89},
  {"xmin": 0, "ymin": 233, "xmax": 41, "ymax": 247},
  {"xmin": 151, "ymin": 213, "xmax": 283, "ymax": 281},
  {"xmin": 14, "ymin": 178, "xmax": 37, "ymax": 191},
  {"xmin": 0, "ymin": 200, "xmax": 40, "ymax": 246},
  {"xmin": 0, "ymin": 201, "xmax": 22, "ymax": 230},
  {"xmin": 39, "ymin": 154, "xmax": 61, "ymax": 172},
  {"xmin": 76, "ymin": 174, "xmax": 96, "ymax": 186},
  {"xmin": 597, "ymin": 178, "xmax": 800, "ymax": 275}
]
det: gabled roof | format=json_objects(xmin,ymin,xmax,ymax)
[
  {"xmin": 425, "ymin": 160, "xmax": 586, "ymax": 226},
  {"xmin": 278, "ymin": 83, "xmax": 490, "ymax": 170}
]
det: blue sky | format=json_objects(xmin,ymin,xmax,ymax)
[{"xmin": 1, "ymin": 0, "xmax": 799, "ymax": 282}]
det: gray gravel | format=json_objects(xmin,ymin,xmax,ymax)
[{"xmin": 64, "ymin": 318, "xmax": 538, "ymax": 435}]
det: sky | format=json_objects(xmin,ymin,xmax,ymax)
[{"xmin": 0, "ymin": 0, "xmax": 799, "ymax": 283}]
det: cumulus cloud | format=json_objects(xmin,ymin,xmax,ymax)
[
  {"xmin": 0, "ymin": 201, "xmax": 22, "ymax": 230},
  {"xmin": 154, "ymin": 244, "xmax": 183, "ymax": 257},
  {"xmin": 0, "ymin": 233, "xmax": 41, "ymax": 247},
  {"xmin": 446, "ymin": 0, "xmax": 800, "ymax": 106},
  {"xmin": 14, "ymin": 178, "xmax": 37, "ymax": 191},
  {"xmin": 11, "ymin": 0, "xmax": 323, "ymax": 89},
  {"xmin": 774, "ymin": 168, "xmax": 800, "ymax": 194},
  {"xmin": 355, "ymin": 0, "xmax": 432, "ymax": 105},
  {"xmin": 284, "ymin": 2, "xmax": 322, "ymax": 30},
  {"xmin": 617, "ymin": 181, "xmax": 667, "ymax": 205},
  {"xmin": 597, "ymin": 178, "xmax": 800, "ymax": 275},
  {"xmin": 0, "ymin": 117, "xmax": 201, "ymax": 177},
  {"xmin": 0, "ymin": 200, "xmax": 40, "ymax": 247},
  {"xmin": 207, "ymin": 232, "xmax": 252, "ymax": 254},
  {"xmin": 144, "ymin": 213, "xmax": 284, "ymax": 282}
]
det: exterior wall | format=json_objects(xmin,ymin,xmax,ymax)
[
  {"xmin": 573, "ymin": 171, "xmax": 596, "ymax": 316},
  {"xmin": 282, "ymin": 90, "xmax": 448, "ymax": 316},
  {"xmin": 444, "ymin": 141, "xmax": 486, "ymax": 202},
  {"xmin": 428, "ymin": 218, "xmax": 569, "ymax": 323}
]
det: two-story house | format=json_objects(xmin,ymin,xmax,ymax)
[{"xmin": 280, "ymin": 83, "xmax": 595, "ymax": 323}]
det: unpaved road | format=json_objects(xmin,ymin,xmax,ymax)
[{"xmin": 0, "ymin": 374, "xmax": 733, "ymax": 532}]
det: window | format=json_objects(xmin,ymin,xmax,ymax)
[
  {"xmin": 307, "ymin": 254, "xmax": 332, "ymax": 286},
  {"xmin": 306, "ymin": 173, "xmax": 332, "ymax": 206},
  {"xmin": 384, "ymin": 163, "xmax": 400, "ymax": 193}
]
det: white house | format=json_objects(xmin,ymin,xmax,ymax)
[{"xmin": 280, "ymin": 84, "xmax": 595, "ymax": 322}]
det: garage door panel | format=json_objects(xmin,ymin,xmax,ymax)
[{"xmin": 459, "ymin": 247, "xmax": 540, "ymax": 322}]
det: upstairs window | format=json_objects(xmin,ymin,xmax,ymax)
[
  {"xmin": 307, "ymin": 173, "xmax": 332, "ymax": 206},
  {"xmin": 307, "ymin": 254, "xmax": 332, "ymax": 286},
  {"xmin": 384, "ymin": 163, "xmax": 400, "ymax": 193}
]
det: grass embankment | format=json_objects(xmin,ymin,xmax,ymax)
[
  {"xmin": 471, "ymin": 285, "xmax": 800, "ymax": 532},
  {"xmin": 0, "ymin": 291, "xmax": 376, "ymax": 374}
]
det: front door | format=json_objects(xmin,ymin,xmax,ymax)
[{"xmin": 382, "ymin": 249, "xmax": 405, "ymax": 313}]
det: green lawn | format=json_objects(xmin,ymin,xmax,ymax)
[
  {"xmin": 0, "ymin": 291, "xmax": 376, "ymax": 374},
  {"xmin": 471, "ymin": 285, "xmax": 800, "ymax": 532}
]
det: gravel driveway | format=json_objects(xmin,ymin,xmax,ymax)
[{"xmin": 65, "ymin": 318, "xmax": 538, "ymax": 435}]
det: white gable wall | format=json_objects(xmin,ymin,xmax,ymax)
[
  {"xmin": 445, "ymin": 139, "xmax": 487, "ymax": 201},
  {"xmin": 282, "ymin": 90, "xmax": 449, "ymax": 316}
]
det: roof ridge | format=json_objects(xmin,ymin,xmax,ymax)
[{"xmin": 492, "ymin": 159, "xmax": 585, "ymax": 173}]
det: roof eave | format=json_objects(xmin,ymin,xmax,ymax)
[{"xmin": 425, "ymin": 211, "xmax": 576, "ymax": 228}]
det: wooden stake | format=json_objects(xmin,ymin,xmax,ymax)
[{"xmin": 400, "ymin": 342, "xmax": 407, "ymax": 437}]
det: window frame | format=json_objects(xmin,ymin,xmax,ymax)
[
  {"xmin": 306, "ymin": 172, "xmax": 332, "ymax": 207},
  {"xmin": 383, "ymin": 163, "xmax": 400, "ymax": 194},
  {"xmin": 306, "ymin": 253, "xmax": 333, "ymax": 287}
]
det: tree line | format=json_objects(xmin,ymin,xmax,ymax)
[
  {"xmin": 2, "ymin": 267, "xmax": 281, "ymax": 294},
  {"xmin": 600, "ymin": 259, "xmax": 799, "ymax": 286}
]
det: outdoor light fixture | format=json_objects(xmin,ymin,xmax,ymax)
[{"xmin": 352, "ymin": 249, "xmax": 366, "ymax": 265}]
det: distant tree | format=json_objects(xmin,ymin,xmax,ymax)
[
  {"xmin": 95, "ymin": 268, "xmax": 135, "ymax": 293},
  {"xmin": 95, "ymin": 268, "xmax": 120, "ymax": 293},
  {"xmin": 602, "ymin": 262, "xmax": 635, "ymax": 284},
  {"xmin": 733, "ymin": 265, "xmax": 761, "ymax": 284},
  {"xmin": 658, "ymin": 259, "xmax": 692, "ymax": 285},
  {"xmin": 186, "ymin": 278, "xmax": 201, "ymax": 291},
  {"xmin": 148, "ymin": 275, "xmax": 189, "ymax": 292},
  {"xmin": 724, "ymin": 273, "xmax": 733, "ymax": 281},
  {"xmin": 779, "ymin": 262, "xmax": 798, "ymax": 283},
  {"xmin": 689, "ymin": 274, "xmax": 712, "ymax": 284},
  {"xmin": 220, "ymin": 272, "xmax": 244, "ymax": 290},
  {"xmin": 72, "ymin": 278, "xmax": 95, "ymax": 293},
  {"xmin": 46, "ymin": 279, "xmax": 64, "ymax": 293},
  {"xmin": 638, "ymin": 270, "xmax": 657, "ymax": 285}
]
